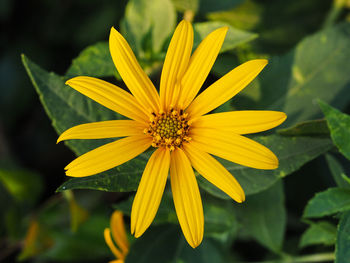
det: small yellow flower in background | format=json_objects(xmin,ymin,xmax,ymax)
[
  {"xmin": 58, "ymin": 20, "xmax": 286, "ymax": 248},
  {"xmin": 104, "ymin": 211, "xmax": 129, "ymax": 263}
]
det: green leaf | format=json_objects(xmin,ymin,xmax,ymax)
[
  {"xmin": 277, "ymin": 119, "xmax": 329, "ymax": 136},
  {"xmin": 190, "ymin": 195, "xmax": 240, "ymax": 242},
  {"xmin": 325, "ymin": 154, "xmax": 350, "ymax": 189},
  {"xmin": 193, "ymin": 21, "xmax": 257, "ymax": 53},
  {"xmin": 125, "ymin": 224, "xmax": 227, "ymax": 263},
  {"xmin": 22, "ymin": 54, "xmax": 117, "ymax": 140},
  {"xmin": 208, "ymin": 0, "xmax": 331, "ymax": 53},
  {"xmin": 198, "ymin": 0, "xmax": 242, "ymax": 14},
  {"xmin": 245, "ymin": 22, "xmax": 350, "ymax": 127},
  {"xmin": 319, "ymin": 101, "xmax": 350, "ymax": 160},
  {"xmin": 173, "ymin": 0, "xmax": 242, "ymax": 14},
  {"xmin": 65, "ymin": 42, "xmax": 118, "ymax": 79},
  {"xmin": 171, "ymin": 0, "xmax": 198, "ymax": 12},
  {"xmin": 56, "ymin": 152, "xmax": 150, "ymax": 193},
  {"xmin": 303, "ymin": 188, "xmax": 350, "ymax": 218},
  {"xmin": 236, "ymin": 181, "xmax": 286, "ymax": 252},
  {"xmin": 299, "ymin": 221, "xmax": 337, "ymax": 248},
  {"xmin": 22, "ymin": 55, "xmax": 150, "ymax": 193},
  {"xmin": 40, "ymin": 213, "xmax": 110, "ymax": 262},
  {"xmin": 0, "ymin": 167, "xmax": 43, "ymax": 205},
  {"xmin": 207, "ymin": 0, "xmax": 262, "ymax": 32},
  {"xmin": 335, "ymin": 211, "xmax": 350, "ymax": 263},
  {"xmin": 121, "ymin": 0, "xmax": 176, "ymax": 56},
  {"xmin": 200, "ymin": 134, "xmax": 332, "ymax": 197}
]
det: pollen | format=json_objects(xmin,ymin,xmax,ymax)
[{"xmin": 144, "ymin": 109, "xmax": 191, "ymax": 150}]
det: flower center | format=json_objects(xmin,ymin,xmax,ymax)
[{"xmin": 144, "ymin": 109, "xmax": 191, "ymax": 151}]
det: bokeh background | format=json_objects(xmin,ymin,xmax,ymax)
[{"xmin": 1, "ymin": 0, "xmax": 350, "ymax": 262}]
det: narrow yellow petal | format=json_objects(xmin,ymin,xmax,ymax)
[
  {"xmin": 65, "ymin": 135, "xmax": 152, "ymax": 177},
  {"xmin": 111, "ymin": 211, "xmax": 129, "ymax": 256},
  {"xmin": 104, "ymin": 228, "xmax": 124, "ymax": 260},
  {"xmin": 170, "ymin": 148, "xmax": 203, "ymax": 248},
  {"xmin": 109, "ymin": 27, "xmax": 160, "ymax": 113},
  {"xmin": 57, "ymin": 120, "xmax": 146, "ymax": 143},
  {"xmin": 187, "ymin": 59, "xmax": 268, "ymax": 118},
  {"xmin": 160, "ymin": 20, "xmax": 193, "ymax": 111},
  {"xmin": 192, "ymin": 111, "xmax": 287, "ymax": 134},
  {"xmin": 190, "ymin": 128, "xmax": 278, "ymax": 170},
  {"xmin": 109, "ymin": 260, "xmax": 124, "ymax": 263},
  {"xmin": 131, "ymin": 148, "xmax": 170, "ymax": 238},
  {"xmin": 66, "ymin": 76, "xmax": 149, "ymax": 124},
  {"xmin": 183, "ymin": 143, "xmax": 245, "ymax": 203},
  {"xmin": 179, "ymin": 27, "xmax": 228, "ymax": 109}
]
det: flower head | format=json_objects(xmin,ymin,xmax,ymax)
[
  {"xmin": 58, "ymin": 20, "xmax": 286, "ymax": 248},
  {"xmin": 104, "ymin": 211, "xmax": 129, "ymax": 263}
]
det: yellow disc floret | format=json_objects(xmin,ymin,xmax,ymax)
[{"xmin": 144, "ymin": 109, "xmax": 191, "ymax": 151}]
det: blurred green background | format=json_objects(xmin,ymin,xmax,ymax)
[{"xmin": 1, "ymin": 0, "xmax": 350, "ymax": 262}]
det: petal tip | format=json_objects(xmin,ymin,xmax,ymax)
[
  {"xmin": 259, "ymin": 58, "xmax": 268, "ymax": 66},
  {"xmin": 236, "ymin": 194, "xmax": 245, "ymax": 203},
  {"xmin": 219, "ymin": 26, "xmax": 229, "ymax": 34},
  {"xmin": 280, "ymin": 112, "xmax": 287, "ymax": 123},
  {"xmin": 130, "ymin": 222, "xmax": 135, "ymax": 235},
  {"xmin": 56, "ymin": 136, "xmax": 62, "ymax": 144},
  {"xmin": 109, "ymin": 27, "xmax": 121, "ymax": 42},
  {"xmin": 272, "ymin": 158, "xmax": 279, "ymax": 169},
  {"xmin": 188, "ymin": 238, "xmax": 202, "ymax": 249},
  {"xmin": 266, "ymin": 150, "xmax": 279, "ymax": 170},
  {"xmin": 65, "ymin": 77, "xmax": 82, "ymax": 86},
  {"xmin": 110, "ymin": 26, "xmax": 117, "ymax": 34},
  {"xmin": 65, "ymin": 169, "xmax": 85, "ymax": 178},
  {"xmin": 248, "ymin": 58, "xmax": 268, "ymax": 68},
  {"xmin": 133, "ymin": 230, "xmax": 143, "ymax": 238}
]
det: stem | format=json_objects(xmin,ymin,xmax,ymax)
[
  {"xmin": 323, "ymin": 0, "xmax": 346, "ymax": 28},
  {"xmin": 183, "ymin": 10, "xmax": 194, "ymax": 23},
  {"xmin": 249, "ymin": 252, "xmax": 335, "ymax": 263},
  {"xmin": 294, "ymin": 252, "xmax": 335, "ymax": 262},
  {"xmin": 290, "ymin": 253, "xmax": 335, "ymax": 263}
]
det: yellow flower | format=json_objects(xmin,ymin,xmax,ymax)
[
  {"xmin": 58, "ymin": 20, "xmax": 286, "ymax": 248},
  {"xmin": 104, "ymin": 211, "xmax": 129, "ymax": 263}
]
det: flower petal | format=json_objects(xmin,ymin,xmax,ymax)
[
  {"xmin": 111, "ymin": 211, "xmax": 129, "ymax": 256},
  {"xmin": 131, "ymin": 148, "xmax": 170, "ymax": 238},
  {"xmin": 66, "ymin": 76, "xmax": 149, "ymax": 124},
  {"xmin": 179, "ymin": 27, "xmax": 228, "ymax": 109},
  {"xmin": 104, "ymin": 228, "xmax": 123, "ymax": 260},
  {"xmin": 65, "ymin": 135, "xmax": 152, "ymax": 177},
  {"xmin": 183, "ymin": 142, "xmax": 245, "ymax": 203},
  {"xmin": 160, "ymin": 20, "xmax": 193, "ymax": 111},
  {"xmin": 187, "ymin": 59, "xmax": 268, "ymax": 118},
  {"xmin": 190, "ymin": 128, "xmax": 278, "ymax": 170},
  {"xmin": 109, "ymin": 27, "xmax": 160, "ymax": 113},
  {"xmin": 57, "ymin": 120, "xmax": 146, "ymax": 143},
  {"xmin": 170, "ymin": 148, "xmax": 203, "ymax": 248},
  {"xmin": 192, "ymin": 111, "xmax": 287, "ymax": 134}
]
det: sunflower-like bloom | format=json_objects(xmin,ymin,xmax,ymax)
[
  {"xmin": 58, "ymin": 20, "xmax": 286, "ymax": 248},
  {"xmin": 104, "ymin": 211, "xmax": 129, "ymax": 263}
]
